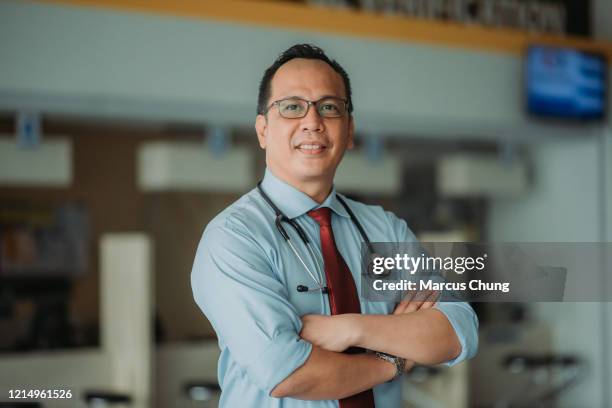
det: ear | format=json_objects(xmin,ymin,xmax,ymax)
[
  {"xmin": 347, "ymin": 116, "xmax": 355, "ymax": 150},
  {"xmin": 255, "ymin": 114, "xmax": 268, "ymax": 149}
]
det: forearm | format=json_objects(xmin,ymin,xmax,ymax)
[
  {"xmin": 270, "ymin": 346, "xmax": 395, "ymax": 400},
  {"xmin": 352, "ymin": 308, "xmax": 461, "ymax": 364}
]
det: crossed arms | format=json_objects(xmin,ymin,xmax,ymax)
[
  {"xmin": 271, "ymin": 291, "xmax": 466, "ymax": 399},
  {"xmin": 193, "ymin": 224, "xmax": 479, "ymax": 401}
]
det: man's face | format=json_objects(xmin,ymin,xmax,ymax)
[{"xmin": 255, "ymin": 58, "xmax": 354, "ymax": 188}]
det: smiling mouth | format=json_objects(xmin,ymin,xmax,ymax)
[{"xmin": 296, "ymin": 143, "xmax": 327, "ymax": 154}]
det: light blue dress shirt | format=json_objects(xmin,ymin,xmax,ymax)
[{"xmin": 191, "ymin": 168, "xmax": 478, "ymax": 408}]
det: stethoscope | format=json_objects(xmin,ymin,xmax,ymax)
[{"xmin": 257, "ymin": 181, "xmax": 374, "ymax": 294}]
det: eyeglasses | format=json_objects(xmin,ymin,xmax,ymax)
[{"xmin": 265, "ymin": 97, "xmax": 348, "ymax": 119}]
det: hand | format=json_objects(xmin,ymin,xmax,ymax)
[
  {"xmin": 300, "ymin": 314, "xmax": 359, "ymax": 352},
  {"xmin": 393, "ymin": 290, "xmax": 439, "ymax": 315}
]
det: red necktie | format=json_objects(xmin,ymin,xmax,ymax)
[{"xmin": 308, "ymin": 207, "xmax": 376, "ymax": 408}]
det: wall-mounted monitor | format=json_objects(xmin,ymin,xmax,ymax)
[{"xmin": 525, "ymin": 45, "xmax": 607, "ymax": 120}]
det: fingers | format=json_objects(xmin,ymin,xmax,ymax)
[
  {"xmin": 404, "ymin": 292, "xmax": 425, "ymax": 313},
  {"xmin": 393, "ymin": 303, "xmax": 406, "ymax": 315},
  {"xmin": 421, "ymin": 290, "xmax": 440, "ymax": 310},
  {"xmin": 393, "ymin": 290, "xmax": 439, "ymax": 314},
  {"xmin": 393, "ymin": 291, "xmax": 416, "ymax": 314},
  {"xmin": 407, "ymin": 290, "xmax": 439, "ymax": 312},
  {"xmin": 393, "ymin": 290, "xmax": 416, "ymax": 314},
  {"xmin": 395, "ymin": 290, "xmax": 424, "ymax": 314}
]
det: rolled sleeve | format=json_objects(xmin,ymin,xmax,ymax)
[
  {"xmin": 435, "ymin": 301, "xmax": 479, "ymax": 366},
  {"xmin": 191, "ymin": 222, "xmax": 312, "ymax": 394},
  {"xmin": 250, "ymin": 329, "xmax": 312, "ymax": 393}
]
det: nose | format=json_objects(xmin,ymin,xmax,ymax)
[{"xmin": 300, "ymin": 103, "xmax": 324, "ymax": 133}]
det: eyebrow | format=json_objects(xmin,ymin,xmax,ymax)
[{"xmin": 279, "ymin": 94, "xmax": 345, "ymax": 101}]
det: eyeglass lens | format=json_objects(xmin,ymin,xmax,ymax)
[{"xmin": 277, "ymin": 98, "xmax": 346, "ymax": 118}]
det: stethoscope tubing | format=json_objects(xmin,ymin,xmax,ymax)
[{"xmin": 256, "ymin": 181, "xmax": 372, "ymax": 293}]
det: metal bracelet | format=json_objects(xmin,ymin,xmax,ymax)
[{"xmin": 375, "ymin": 351, "xmax": 406, "ymax": 379}]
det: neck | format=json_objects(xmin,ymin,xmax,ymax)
[
  {"xmin": 297, "ymin": 180, "xmax": 333, "ymax": 204},
  {"xmin": 268, "ymin": 168, "xmax": 333, "ymax": 204}
]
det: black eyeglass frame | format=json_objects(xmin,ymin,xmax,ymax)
[{"xmin": 264, "ymin": 96, "xmax": 349, "ymax": 119}]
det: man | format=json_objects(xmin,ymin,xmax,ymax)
[{"xmin": 191, "ymin": 44, "xmax": 478, "ymax": 407}]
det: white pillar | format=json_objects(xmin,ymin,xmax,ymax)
[{"xmin": 100, "ymin": 233, "xmax": 152, "ymax": 408}]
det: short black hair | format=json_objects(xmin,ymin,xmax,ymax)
[{"xmin": 256, "ymin": 44, "xmax": 353, "ymax": 115}]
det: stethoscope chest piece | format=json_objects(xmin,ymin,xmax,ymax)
[{"xmin": 296, "ymin": 284, "xmax": 329, "ymax": 294}]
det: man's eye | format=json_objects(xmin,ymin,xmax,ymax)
[
  {"xmin": 285, "ymin": 104, "xmax": 300, "ymax": 111},
  {"xmin": 321, "ymin": 104, "xmax": 340, "ymax": 112}
]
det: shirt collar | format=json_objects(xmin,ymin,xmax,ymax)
[{"xmin": 259, "ymin": 168, "xmax": 350, "ymax": 220}]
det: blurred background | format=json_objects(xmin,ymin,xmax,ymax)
[{"xmin": 0, "ymin": 0, "xmax": 611, "ymax": 407}]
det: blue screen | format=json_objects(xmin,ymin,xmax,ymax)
[{"xmin": 526, "ymin": 46, "xmax": 607, "ymax": 119}]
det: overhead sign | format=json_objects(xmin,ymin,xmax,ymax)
[{"xmin": 308, "ymin": 0, "xmax": 590, "ymax": 36}]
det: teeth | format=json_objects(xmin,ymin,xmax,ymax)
[{"xmin": 299, "ymin": 144, "xmax": 324, "ymax": 150}]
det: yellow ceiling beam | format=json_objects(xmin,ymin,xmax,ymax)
[{"xmin": 36, "ymin": 0, "xmax": 612, "ymax": 58}]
